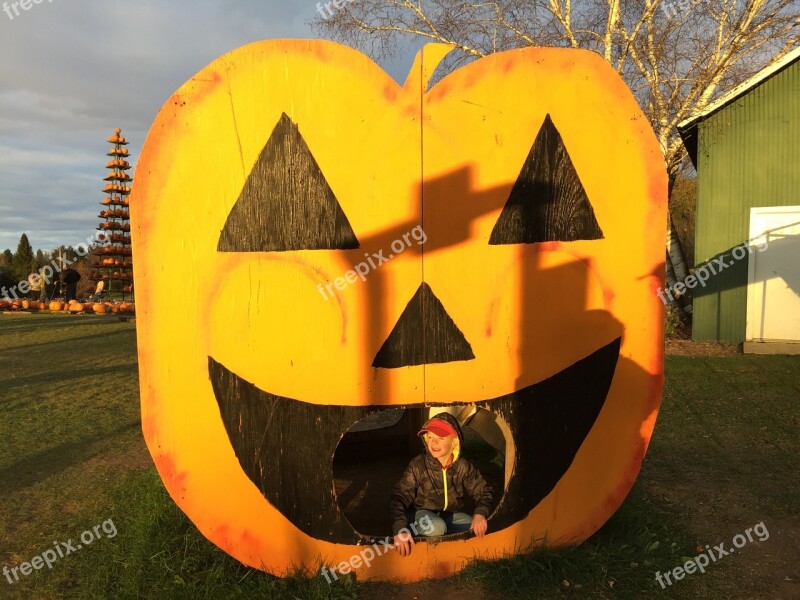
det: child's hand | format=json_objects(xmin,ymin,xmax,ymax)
[
  {"xmin": 471, "ymin": 514, "xmax": 488, "ymax": 538},
  {"xmin": 393, "ymin": 531, "xmax": 415, "ymax": 557}
]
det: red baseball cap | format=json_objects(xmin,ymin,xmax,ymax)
[{"xmin": 418, "ymin": 418, "xmax": 457, "ymax": 438}]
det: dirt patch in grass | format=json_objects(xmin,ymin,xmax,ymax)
[
  {"xmin": 358, "ymin": 580, "xmax": 492, "ymax": 599},
  {"xmin": 665, "ymin": 339, "xmax": 741, "ymax": 356},
  {"xmin": 651, "ymin": 353, "xmax": 800, "ymax": 599},
  {"xmin": 645, "ymin": 476, "xmax": 800, "ymax": 599}
]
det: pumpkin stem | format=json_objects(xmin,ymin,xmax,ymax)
[{"xmin": 403, "ymin": 43, "xmax": 456, "ymax": 93}]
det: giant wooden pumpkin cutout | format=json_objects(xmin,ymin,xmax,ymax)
[{"xmin": 132, "ymin": 39, "xmax": 666, "ymax": 582}]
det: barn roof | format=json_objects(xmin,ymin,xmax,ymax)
[{"xmin": 678, "ymin": 46, "xmax": 800, "ymax": 167}]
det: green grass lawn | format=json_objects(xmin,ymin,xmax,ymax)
[{"xmin": 1, "ymin": 313, "xmax": 798, "ymax": 599}]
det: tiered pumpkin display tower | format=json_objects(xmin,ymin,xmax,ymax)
[{"xmin": 90, "ymin": 128, "xmax": 134, "ymax": 308}]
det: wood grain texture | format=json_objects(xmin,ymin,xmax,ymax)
[
  {"xmin": 209, "ymin": 356, "xmax": 373, "ymax": 542},
  {"xmin": 490, "ymin": 114, "xmax": 604, "ymax": 244},
  {"xmin": 218, "ymin": 113, "xmax": 359, "ymax": 252},
  {"xmin": 372, "ymin": 282, "xmax": 475, "ymax": 368}
]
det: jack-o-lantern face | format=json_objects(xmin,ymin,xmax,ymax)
[{"xmin": 132, "ymin": 40, "xmax": 666, "ymax": 582}]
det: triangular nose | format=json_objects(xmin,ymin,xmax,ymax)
[{"xmin": 372, "ymin": 283, "xmax": 475, "ymax": 369}]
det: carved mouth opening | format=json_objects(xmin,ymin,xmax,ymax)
[
  {"xmin": 332, "ymin": 407, "xmax": 511, "ymax": 540},
  {"xmin": 209, "ymin": 336, "xmax": 620, "ymax": 544}
]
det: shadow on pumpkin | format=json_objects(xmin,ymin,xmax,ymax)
[{"xmin": 323, "ymin": 163, "xmax": 658, "ymax": 543}]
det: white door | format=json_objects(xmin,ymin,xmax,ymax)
[{"xmin": 746, "ymin": 206, "xmax": 800, "ymax": 342}]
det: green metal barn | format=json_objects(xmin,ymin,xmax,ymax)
[{"xmin": 678, "ymin": 47, "xmax": 800, "ymax": 351}]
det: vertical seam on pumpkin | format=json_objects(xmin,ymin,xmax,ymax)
[
  {"xmin": 419, "ymin": 46, "xmax": 427, "ymax": 391},
  {"xmin": 224, "ymin": 60, "xmax": 245, "ymax": 178}
]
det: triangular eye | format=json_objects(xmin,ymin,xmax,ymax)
[
  {"xmin": 489, "ymin": 114, "xmax": 603, "ymax": 244},
  {"xmin": 218, "ymin": 113, "xmax": 359, "ymax": 252}
]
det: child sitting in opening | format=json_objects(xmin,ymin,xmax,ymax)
[{"xmin": 390, "ymin": 413, "xmax": 493, "ymax": 556}]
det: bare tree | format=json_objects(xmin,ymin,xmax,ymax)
[{"xmin": 313, "ymin": 0, "xmax": 799, "ymax": 314}]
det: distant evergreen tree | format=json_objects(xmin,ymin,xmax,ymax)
[
  {"xmin": 12, "ymin": 234, "xmax": 35, "ymax": 282},
  {"xmin": 0, "ymin": 249, "xmax": 12, "ymax": 267}
]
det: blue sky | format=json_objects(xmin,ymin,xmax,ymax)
[{"xmin": 0, "ymin": 0, "xmax": 418, "ymax": 252}]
